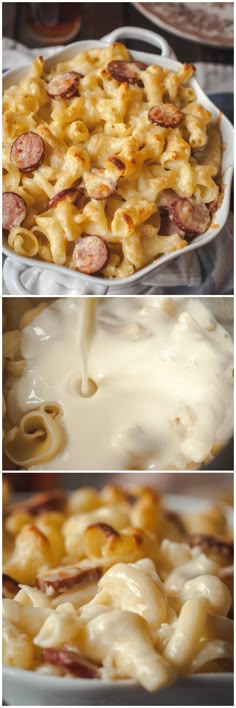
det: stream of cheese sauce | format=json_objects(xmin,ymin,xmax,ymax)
[
  {"xmin": 78, "ymin": 298, "xmax": 97, "ymax": 397},
  {"xmin": 6, "ymin": 297, "xmax": 233, "ymax": 470}
]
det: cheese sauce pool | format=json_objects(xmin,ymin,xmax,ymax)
[{"xmin": 6, "ymin": 297, "xmax": 233, "ymax": 470}]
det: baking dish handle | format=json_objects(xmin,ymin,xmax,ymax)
[
  {"xmin": 3, "ymin": 259, "xmax": 32, "ymax": 295},
  {"xmin": 102, "ymin": 26, "xmax": 174, "ymax": 58}
]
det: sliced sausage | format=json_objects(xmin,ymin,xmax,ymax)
[
  {"xmin": 10, "ymin": 132, "xmax": 45, "ymax": 173},
  {"xmin": 72, "ymin": 234, "xmax": 109, "ymax": 274},
  {"xmin": 83, "ymin": 168, "xmax": 118, "ymax": 200},
  {"xmin": 148, "ymin": 104, "xmax": 183, "ymax": 128},
  {"xmin": 9, "ymin": 489, "xmax": 66, "ymax": 516},
  {"xmin": 189, "ymin": 534, "xmax": 233, "ymax": 561},
  {"xmin": 108, "ymin": 60, "xmax": 148, "ymax": 87},
  {"xmin": 170, "ymin": 198, "xmax": 210, "ymax": 235},
  {"xmin": 2, "ymin": 192, "xmax": 27, "ymax": 231},
  {"xmin": 43, "ymin": 648, "xmax": 99, "ymax": 678},
  {"xmin": 37, "ymin": 565, "xmax": 102, "ymax": 594},
  {"xmin": 48, "ymin": 187, "xmax": 82, "ymax": 210},
  {"xmin": 47, "ymin": 71, "xmax": 81, "ymax": 99},
  {"xmin": 2, "ymin": 573, "xmax": 20, "ymax": 599},
  {"xmin": 160, "ymin": 215, "xmax": 185, "ymax": 237},
  {"xmin": 157, "ymin": 189, "xmax": 179, "ymax": 213}
]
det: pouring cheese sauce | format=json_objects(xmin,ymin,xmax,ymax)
[
  {"xmin": 78, "ymin": 298, "xmax": 97, "ymax": 397},
  {"xmin": 6, "ymin": 297, "xmax": 233, "ymax": 470}
]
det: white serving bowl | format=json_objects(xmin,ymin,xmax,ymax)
[
  {"xmin": 2, "ymin": 668, "xmax": 234, "ymax": 706},
  {"xmin": 2, "ymin": 27, "xmax": 234, "ymax": 294},
  {"xmin": 3, "ymin": 494, "xmax": 233, "ymax": 706}
]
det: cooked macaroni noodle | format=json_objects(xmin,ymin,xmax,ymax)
[
  {"xmin": 3, "ymin": 44, "xmax": 222, "ymax": 278},
  {"xmin": 2, "ymin": 484, "xmax": 233, "ymax": 691}
]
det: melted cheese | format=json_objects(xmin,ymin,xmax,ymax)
[{"xmin": 6, "ymin": 297, "xmax": 233, "ymax": 470}]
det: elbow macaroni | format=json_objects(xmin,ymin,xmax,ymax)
[
  {"xmin": 2, "ymin": 484, "xmax": 233, "ymax": 691},
  {"xmin": 3, "ymin": 303, "xmax": 64, "ymax": 468},
  {"xmin": 3, "ymin": 44, "xmax": 222, "ymax": 278}
]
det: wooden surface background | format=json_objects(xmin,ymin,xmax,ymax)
[{"xmin": 3, "ymin": 2, "xmax": 234, "ymax": 64}]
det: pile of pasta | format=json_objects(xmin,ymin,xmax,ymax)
[
  {"xmin": 3, "ymin": 42, "xmax": 222, "ymax": 278},
  {"xmin": 3, "ymin": 484, "xmax": 233, "ymax": 690}
]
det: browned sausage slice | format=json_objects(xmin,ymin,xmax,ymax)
[
  {"xmin": 10, "ymin": 132, "xmax": 45, "ymax": 173},
  {"xmin": 9, "ymin": 489, "xmax": 66, "ymax": 516},
  {"xmin": 2, "ymin": 573, "xmax": 20, "ymax": 599},
  {"xmin": 43, "ymin": 648, "xmax": 99, "ymax": 677},
  {"xmin": 157, "ymin": 189, "xmax": 179, "ymax": 210},
  {"xmin": 72, "ymin": 235, "xmax": 109, "ymax": 274},
  {"xmin": 83, "ymin": 169, "xmax": 118, "ymax": 200},
  {"xmin": 160, "ymin": 215, "xmax": 185, "ymax": 237},
  {"xmin": 2, "ymin": 192, "xmax": 27, "ymax": 230},
  {"xmin": 48, "ymin": 187, "xmax": 82, "ymax": 210},
  {"xmin": 47, "ymin": 72, "xmax": 81, "ymax": 99},
  {"xmin": 170, "ymin": 198, "xmax": 210, "ymax": 235},
  {"xmin": 148, "ymin": 104, "xmax": 183, "ymax": 128},
  {"xmin": 37, "ymin": 565, "xmax": 102, "ymax": 594},
  {"xmin": 108, "ymin": 60, "xmax": 148, "ymax": 87}
]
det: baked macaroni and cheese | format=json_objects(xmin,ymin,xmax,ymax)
[
  {"xmin": 3, "ymin": 484, "xmax": 233, "ymax": 690},
  {"xmin": 3, "ymin": 297, "xmax": 233, "ymax": 470},
  {"xmin": 3, "ymin": 43, "xmax": 222, "ymax": 278}
]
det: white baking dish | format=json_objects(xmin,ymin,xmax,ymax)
[
  {"xmin": 2, "ymin": 27, "xmax": 234, "ymax": 294},
  {"xmin": 2, "ymin": 667, "xmax": 233, "ymax": 706},
  {"xmin": 2, "ymin": 493, "xmax": 233, "ymax": 706}
]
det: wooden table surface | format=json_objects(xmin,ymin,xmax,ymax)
[{"xmin": 3, "ymin": 1, "xmax": 233, "ymax": 65}]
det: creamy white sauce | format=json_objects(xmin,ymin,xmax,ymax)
[
  {"xmin": 6, "ymin": 297, "xmax": 233, "ymax": 470},
  {"xmin": 78, "ymin": 299, "xmax": 96, "ymax": 397}
]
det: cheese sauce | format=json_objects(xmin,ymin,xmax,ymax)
[
  {"xmin": 6, "ymin": 297, "xmax": 233, "ymax": 470},
  {"xmin": 78, "ymin": 298, "xmax": 97, "ymax": 397}
]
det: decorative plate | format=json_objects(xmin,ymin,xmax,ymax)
[{"xmin": 133, "ymin": 3, "xmax": 234, "ymax": 48}]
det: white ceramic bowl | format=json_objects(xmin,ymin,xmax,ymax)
[
  {"xmin": 2, "ymin": 27, "xmax": 234, "ymax": 294},
  {"xmin": 3, "ymin": 494, "xmax": 233, "ymax": 706},
  {"xmin": 2, "ymin": 668, "xmax": 234, "ymax": 706}
]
